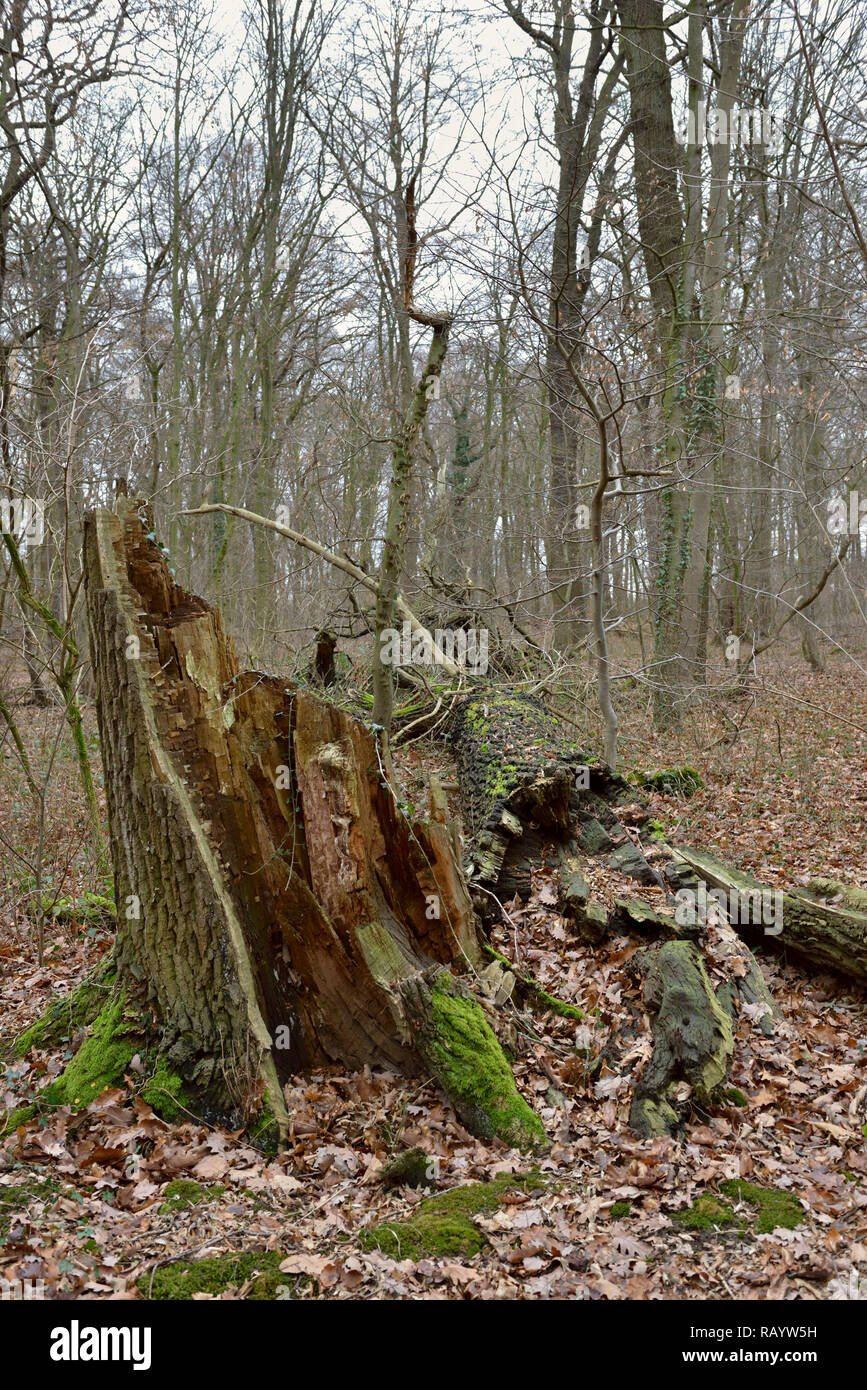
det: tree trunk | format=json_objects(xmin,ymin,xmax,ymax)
[{"xmin": 79, "ymin": 498, "xmax": 544, "ymax": 1152}]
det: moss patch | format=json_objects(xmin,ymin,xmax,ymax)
[
  {"xmin": 673, "ymin": 1182, "xmax": 805, "ymax": 1236},
  {"xmin": 0, "ymin": 1104, "xmax": 37, "ymax": 1137},
  {"xmin": 718, "ymin": 1179, "xmax": 804, "ymax": 1233},
  {"xmin": 419, "ymin": 973, "xmax": 547, "ymax": 1152},
  {"xmin": 41, "ymin": 892, "xmax": 116, "ymax": 926},
  {"xmin": 638, "ymin": 767, "xmax": 703, "ymax": 798},
  {"xmin": 158, "ymin": 1179, "xmax": 225, "ymax": 1215},
  {"xmin": 0, "ymin": 1175, "xmax": 60, "ymax": 1239},
  {"xmin": 12, "ymin": 964, "xmax": 115, "ymax": 1056},
  {"xmin": 10, "ymin": 981, "xmax": 192, "ymax": 1127},
  {"xmin": 139, "ymin": 1250, "xmax": 292, "ymax": 1300},
  {"xmin": 141, "ymin": 1055, "xmax": 186, "ymax": 1121},
  {"xmin": 380, "ymin": 1146, "xmax": 436, "ymax": 1188},
  {"xmin": 534, "ymin": 988, "xmax": 584, "ymax": 1021},
  {"xmin": 721, "ymin": 1087, "xmax": 747, "ymax": 1108},
  {"xmin": 609, "ymin": 1200, "xmax": 632, "ymax": 1219},
  {"xmin": 802, "ymin": 878, "xmax": 867, "ymax": 913},
  {"xmin": 360, "ymin": 1169, "xmax": 545, "ymax": 1261},
  {"xmin": 673, "ymin": 1192, "xmax": 736, "ymax": 1230},
  {"xmin": 39, "ymin": 996, "xmax": 136, "ymax": 1111}
]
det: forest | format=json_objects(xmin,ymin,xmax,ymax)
[{"xmin": 0, "ymin": 0, "xmax": 865, "ymax": 1328}]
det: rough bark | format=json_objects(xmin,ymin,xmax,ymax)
[{"xmin": 77, "ymin": 498, "xmax": 543, "ymax": 1151}]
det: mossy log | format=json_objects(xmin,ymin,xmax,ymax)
[
  {"xmin": 449, "ymin": 690, "xmax": 645, "ymax": 904},
  {"xmin": 445, "ymin": 695, "xmax": 781, "ymax": 1139},
  {"xmin": 628, "ymin": 940, "xmax": 735, "ymax": 1138},
  {"xmin": 47, "ymin": 498, "xmax": 543, "ymax": 1151},
  {"xmin": 670, "ymin": 847, "xmax": 867, "ymax": 985}
]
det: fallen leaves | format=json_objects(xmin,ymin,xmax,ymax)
[{"xmin": 1, "ymin": 667, "xmax": 866, "ymax": 1301}]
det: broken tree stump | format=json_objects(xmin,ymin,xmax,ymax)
[{"xmin": 68, "ymin": 498, "xmax": 544, "ymax": 1150}]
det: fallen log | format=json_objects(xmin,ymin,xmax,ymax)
[
  {"xmin": 628, "ymin": 940, "xmax": 735, "ymax": 1138},
  {"xmin": 449, "ymin": 689, "xmax": 646, "ymax": 907},
  {"xmin": 445, "ymin": 695, "xmax": 777, "ymax": 1138},
  {"xmin": 13, "ymin": 498, "xmax": 545, "ymax": 1152},
  {"xmin": 669, "ymin": 846, "xmax": 867, "ymax": 986}
]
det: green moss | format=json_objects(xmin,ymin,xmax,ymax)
[
  {"xmin": 423, "ymin": 973, "xmax": 546, "ymax": 1152},
  {"xmin": 464, "ymin": 704, "xmax": 491, "ymax": 731},
  {"xmin": 366, "ymin": 1214, "xmax": 484, "ymax": 1261},
  {"xmin": 360, "ymin": 1169, "xmax": 545, "ymax": 1261},
  {"xmin": 721, "ymin": 1087, "xmax": 747, "ymax": 1108},
  {"xmin": 13, "ymin": 964, "xmax": 115, "ymax": 1056},
  {"xmin": 0, "ymin": 1175, "xmax": 60, "ymax": 1238},
  {"xmin": 0, "ymin": 1104, "xmax": 36, "ymax": 1136},
  {"xmin": 673, "ymin": 1182, "xmax": 805, "ymax": 1236},
  {"xmin": 141, "ymin": 1055, "xmax": 187, "ymax": 1122},
  {"xmin": 481, "ymin": 944, "xmax": 583, "ymax": 1021},
  {"xmin": 609, "ymin": 1200, "xmax": 632, "ymax": 1219},
  {"xmin": 139, "ymin": 1250, "xmax": 293, "ymax": 1300},
  {"xmin": 380, "ymin": 1147, "xmax": 436, "ymax": 1188},
  {"xmin": 631, "ymin": 1094, "xmax": 679, "ymax": 1137},
  {"xmin": 40, "ymin": 995, "xmax": 136, "ymax": 1112},
  {"xmin": 158, "ymin": 1179, "xmax": 225, "ymax": 1214},
  {"xmin": 718, "ymin": 1179, "xmax": 804, "ymax": 1233},
  {"xmin": 41, "ymin": 892, "xmax": 116, "ymax": 926},
  {"xmin": 673, "ymin": 1192, "xmax": 735, "ymax": 1230},
  {"xmin": 533, "ymin": 986, "xmax": 584, "ymax": 1021},
  {"xmin": 640, "ymin": 767, "xmax": 703, "ymax": 797},
  {"xmin": 803, "ymin": 878, "xmax": 867, "ymax": 913},
  {"xmin": 462, "ymin": 697, "xmax": 553, "ymax": 804},
  {"xmin": 487, "ymin": 760, "xmax": 519, "ymax": 802},
  {"xmin": 8, "ymin": 980, "xmax": 194, "ymax": 1128}
]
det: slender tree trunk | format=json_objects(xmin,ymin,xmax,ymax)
[{"xmin": 372, "ymin": 322, "xmax": 450, "ymax": 729}]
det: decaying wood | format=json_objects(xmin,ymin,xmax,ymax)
[
  {"xmin": 670, "ymin": 846, "xmax": 867, "ymax": 985},
  {"xmin": 450, "ymin": 688, "xmax": 643, "ymax": 907},
  {"xmin": 628, "ymin": 940, "xmax": 735, "ymax": 1138},
  {"xmin": 66, "ymin": 500, "xmax": 867, "ymax": 1153},
  {"xmin": 82, "ymin": 498, "xmax": 543, "ymax": 1149}
]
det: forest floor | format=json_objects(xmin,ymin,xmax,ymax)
[{"xmin": 0, "ymin": 651, "xmax": 865, "ymax": 1300}]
